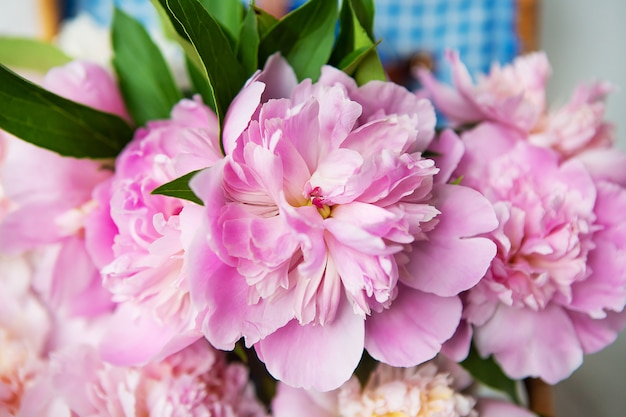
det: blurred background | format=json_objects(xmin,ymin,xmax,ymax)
[{"xmin": 0, "ymin": 0, "xmax": 625, "ymax": 415}]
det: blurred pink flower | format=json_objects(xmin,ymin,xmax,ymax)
[
  {"xmin": 0, "ymin": 61, "xmax": 127, "ymax": 320},
  {"xmin": 418, "ymin": 50, "xmax": 550, "ymax": 132},
  {"xmin": 188, "ymin": 54, "xmax": 498, "ymax": 391},
  {"xmin": 530, "ymin": 81, "xmax": 615, "ymax": 158},
  {"xmin": 272, "ymin": 358, "xmax": 536, "ymax": 417},
  {"xmin": 419, "ymin": 52, "xmax": 626, "ymax": 185},
  {"xmin": 48, "ymin": 339, "xmax": 268, "ymax": 417},
  {"xmin": 86, "ymin": 96, "xmax": 223, "ymax": 366},
  {"xmin": 455, "ymin": 123, "xmax": 626, "ymax": 383},
  {"xmin": 0, "ymin": 255, "xmax": 51, "ymax": 415},
  {"xmin": 43, "ymin": 60, "xmax": 130, "ymax": 122}
]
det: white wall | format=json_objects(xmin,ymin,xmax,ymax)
[
  {"xmin": 540, "ymin": 0, "xmax": 626, "ymax": 148},
  {"xmin": 540, "ymin": 1, "xmax": 626, "ymax": 416},
  {"xmin": 0, "ymin": 0, "xmax": 40, "ymax": 37}
]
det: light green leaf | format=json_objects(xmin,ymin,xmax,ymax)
[
  {"xmin": 197, "ymin": 0, "xmax": 244, "ymax": 43},
  {"xmin": 349, "ymin": 0, "xmax": 375, "ymax": 39},
  {"xmin": 151, "ymin": 170, "xmax": 203, "ymax": 205},
  {"xmin": 237, "ymin": 6, "xmax": 260, "ymax": 76},
  {"xmin": 112, "ymin": 8, "xmax": 183, "ymax": 126},
  {"xmin": 166, "ymin": 0, "xmax": 248, "ymax": 137},
  {"xmin": 0, "ymin": 37, "xmax": 71, "ymax": 73},
  {"xmin": 259, "ymin": 0, "xmax": 338, "ymax": 81},
  {"xmin": 0, "ymin": 64, "xmax": 133, "ymax": 158},
  {"xmin": 461, "ymin": 344, "xmax": 522, "ymax": 404},
  {"xmin": 185, "ymin": 55, "xmax": 215, "ymax": 112},
  {"xmin": 251, "ymin": 5, "xmax": 279, "ymax": 38},
  {"xmin": 331, "ymin": 0, "xmax": 385, "ymax": 85},
  {"xmin": 150, "ymin": 0, "xmax": 205, "ymax": 73}
]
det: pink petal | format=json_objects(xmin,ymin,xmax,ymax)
[
  {"xmin": 427, "ymin": 129, "xmax": 465, "ymax": 185},
  {"xmin": 223, "ymin": 81, "xmax": 265, "ymax": 154},
  {"xmin": 568, "ymin": 310, "xmax": 626, "ymax": 354},
  {"xmin": 476, "ymin": 399, "xmax": 537, "ymax": 417},
  {"xmin": 188, "ymin": 242, "xmax": 292, "ymax": 349},
  {"xmin": 272, "ymin": 383, "xmax": 339, "ymax": 417},
  {"xmin": 403, "ymin": 184, "xmax": 497, "ymax": 296},
  {"xmin": 365, "ymin": 286, "xmax": 462, "ymax": 366},
  {"xmin": 99, "ymin": 302, "xmax": 199, "ymax": 366},
  {"xmin": 441, "ymin": 319, "xmax": 473, "ymax": 362},
  {"xmin": 474, "ymin": 304, "xmax": 583, "ymax": 383},
  {"xmin": 256, "ymin": 296, "xmax": 365, "ymax": 391}
]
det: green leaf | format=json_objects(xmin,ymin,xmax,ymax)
[
  {"xmin": 251, "ymin": 5, "xmax": 279, "ymax": 38},
  {"xmin": 166, "ymin": 0, "xmax": 248, "ymax": 137},
  {"xmin": 149, "ymin": 0, "xmax": 205, "ymax": 74},
  {"xmin": 197, "ymin": 0, "xmax": 244, "ymax": 43},
  {"xmin": 152, "ymin": 0, "xmax": 189, "ymax": 41},
  {"xmin": 331, "ymin": 0, "xmax": 385, "ymax": 85},
  {"xmin": 0, "ymin": 64, "xmax": 133, "ymax": 158},
  {"xmin": 461, "ymin": 343, "xmax": 522, "ymax": 404},
  {"xmin": 259, "ymin": 0, "xmax": 338, "ymax": 81},
  {"xmin": 237, "ymin": 6, "xmax": 260, "ymax": 76},
  {"xmin": 349, "ymin": 0, "xmax": 375, "ymax": 39},
  {"xmin": 0, "ymin": 37, "xmax": 71, "ymax": 73},
  {"xmin": 185, "ymin": 55, "xmax": 216, "ymax": 112},
  {"xmin": 151, "ymin": 170, "xmax": 203, "ymax": 205},
  {"xmin": 112, "ymin": 8, "xmax": 183, "ymax": 126}
]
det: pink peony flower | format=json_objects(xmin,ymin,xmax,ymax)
[
  {"xmin": 86, "ymin": 96, "xmax": 223, "ymax": 366},
  {"xmin": 454, "ymin": 123, "xmax": 626, "ymax": 383},
  {"xmin": 417, "ymin": 50, "xmax": 551, "ymax": 132},
  {"xmin": 48, "ymin": 340, "xmax": 268, "ymax": 417},
  {"xmin": 187, "ymin": 54, "xmax": 498, "ymax": 391},
  {"xmin": 272, "ymin": 358, "xmax": 536, "ymax": 417}
]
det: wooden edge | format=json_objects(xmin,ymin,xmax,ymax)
[
  {"xmin": 39, "ymin": 0, "xmax": 60, "ymax": 41},
  {"xmin": 517, "ymin": 0, "xmax": 540, "ymax": 52},
  {"xmin": 525, "ymin": 378, "xmax": 556, "ymax": 417}
]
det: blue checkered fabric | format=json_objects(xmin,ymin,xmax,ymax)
[{"xmin": 290, "ymin": 0, "xmax": 520, "ymax": 83}]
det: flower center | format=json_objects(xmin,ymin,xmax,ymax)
[{"xmin": 309, "ymin": 186, "xmax": 332, "ymax": 218}]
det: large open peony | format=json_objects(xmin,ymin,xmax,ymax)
[{"xmin": 187, "ymin": 54, "xmax": 498, "ymax": 391}]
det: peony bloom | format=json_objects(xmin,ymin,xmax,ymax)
[
  {"xmin": 417, "ymin": 50, "xmax": 550, "ymax": 132},
  {"xmin": 188, "ymin": 54, "xmax": 498, "ymax": 390},
  {"xmin": 454, "ymin": 123, "xmax": 626, "ymax": 383},
  {"xmin": 87, "ymin": 95, "xmax": 223, "ymax": 366},
  {"xmin": 47, "ymin": 339, "xmax": 269, "ymax": 417},
  {"xmin": 272, "ymin": 358, "xmax": 536, "ymax": 417}
]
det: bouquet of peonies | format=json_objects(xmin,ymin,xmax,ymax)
[{"xmin": 0, "ymin": 0, "xmax": 624, "ymax": 416}]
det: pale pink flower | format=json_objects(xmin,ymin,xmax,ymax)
[
  {"xmin": 86, "ymin": 96, "xmax": 223, "ymax": 366},
  {"xmin": 418, "ymin": 50, "xmax": 550, "ymax": 132},
  {"xmin": 530, "ymin": 81, "xmax": 615, "ymax": 158},
  {"xmin": 272, "ymin": 359, "xmax": 536, "ymax": 417},
  {"xmin": 43, "ymin": 60, "xmax": 130, "ymax": 121},
  {"xmin": 0, "ymin": 255, "xmax": 51, "ymax": 415},
  {"xmin": 49, "ymin": 340, "xmax": 268, "ymax": 417},
  {"xmin": 0, "ymin": 61, "xmax": 126, "ymax": 320},
  {"xmin": 188, "ymin": 54, "xmax": 498, "ymax": 391},
  {"xmin": 455, "ymin": 123, "xmax": 626, "ymax": 383}
]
